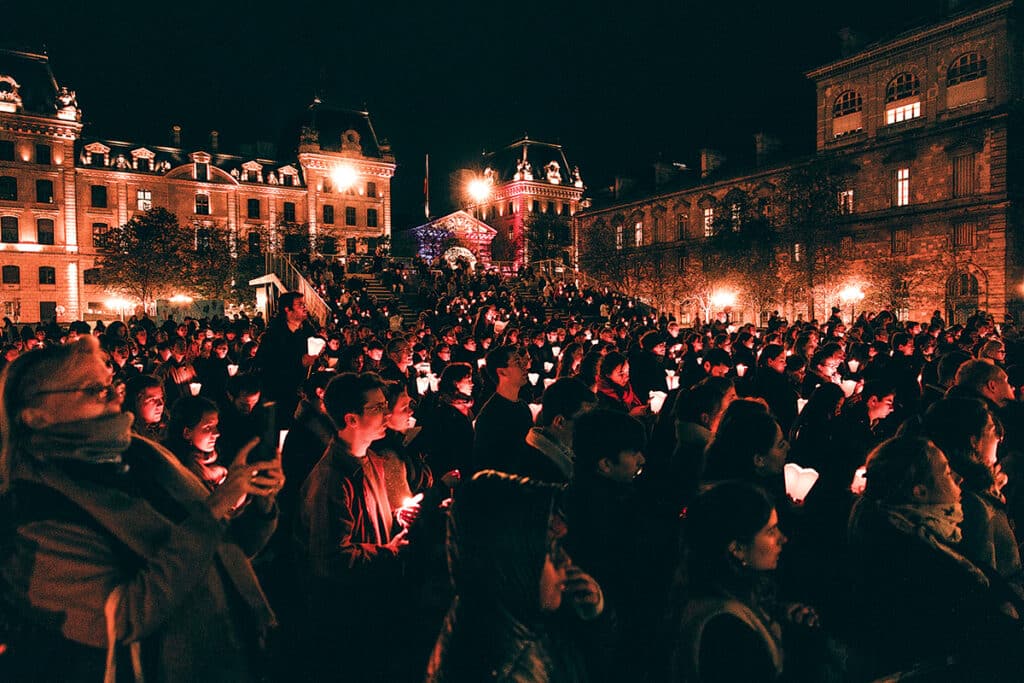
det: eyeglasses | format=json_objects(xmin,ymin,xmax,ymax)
[
  {"xmin": 34, "ymin": 382, "xmax": 117, "ymax": 402},
  {"xmin": 362, "ymin": 402, "xmax": 389, "ymax": 416}
]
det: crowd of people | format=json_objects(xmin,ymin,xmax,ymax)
[{"xmin": 1, "ymin": 257, "xmax": 1024, "ymax": 682}]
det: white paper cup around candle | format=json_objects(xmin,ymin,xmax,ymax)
[
  {"xmin": 189, "ymin": 382, "xmax": 202, "ymax": 396},
  {"xmin": 543, "ymin": 378, "xmax": 556, "ymax": 389},
  {"xmin": 591, "ymin": 339, "xmax": 599, "ymax": 345},
  {"xmin": 649, "ymin": 390, "xmax": 667, "ymax": 414},
  {"xmin": 416, "ymin": 376, "xmax": 430, "ymax": 396},
  {"xmin": 551, "ymin": 346, "xmax": 561, "ymax": 358},
  {"xmin": 476, "ymin": 358, "xmax": 487, "ymax": 369},
  {"xmin": 847, "ymin": 359, "xmax": 860, "ymax": 373},
  {"xmin": 278, "ymin": 429, "xmax": 289, "ymax": 451},
  {"xmin": 494, "ymin": 320, "xmax": 508, "ymax": 334},
  {"xmin": 407, "ymin": 416, "xmax": 417, "ymax": 429},
  {"xmin": 851, "ymin": 466, "xmax": 868, "ymax": 495},
  {"xmin": 784, "ymin": 463, "xmax": 820, "ymax": 503},
  {"xmin": 307, "ymin": 336, "xmax": 326, "ymax": 356},
  {"xmin": 665, "ymin": 369, "xmax": 676, "ymax": 379},
  {"xmin": 132, "ymin": 363, "xmax": 144, "ymax": 373},
  {"xmin": 669, "ymin": 375, "xmax": 680, "ymax": 390},
  {"xmin": 528, "ymin": 372, "xmax": 540, "ymax": 386},
  {"xmin": 415, "ymin": 362, "xmax": 432, "ymax": 374},
  {"xmin": 797, "ymin": 398, "xmax": 808, "ymax": 414},
  {"xmin": 227, "ymin": 363, "xmax": 239, "ymax": 376},
  {"xmin": 528, "ymin": 403, "xmax": 542, "ymax": 422},
  {"xmin": 543, "ymin": 362, "xmax": 554, "ymax": 373},
  {"xmin": 428, "ymin": 374, "xmax": 440, "ymax": 393},
  {"xmin": 696, "ymin": 357, "xmax": 703, "ymax": 365},
  {"xmin": 736, "ymin": 363, "xmax": 747, "ymax": 377},
  {"xmin": 840, "ymin": 379, "xmax": 858, "ymax": 398}
]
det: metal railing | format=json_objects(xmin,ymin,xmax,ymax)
[{"xmin": 263, "ymin": 253, "xmax": 331, "ymax": 326}]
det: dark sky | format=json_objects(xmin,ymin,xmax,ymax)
[{"xmin": 1, "ymin": 0, "xmax": 946, "ymax": 227}]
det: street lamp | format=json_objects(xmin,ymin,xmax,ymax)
[
  {"xmin": 467, "ymin": 177, "xmax": 492, "ymax": 204},
  {"xmin": 839, "ymin": 285, "xmax": 865, "ymax": 323},
  {"xmin": 331, "ymin": 165, "xmax": 358, "ymax": 192},
  {"xmin": 710, "ymin": 289, "xmax": 737, "ymax": 323}
]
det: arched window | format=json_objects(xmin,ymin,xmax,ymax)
[
  {"xmin": 833, "ymin": 91, "xmax": 863, "ymax": 117},
  {"xmin": 886, "ymin": 73, "xmax": 920, "ymax": 102},
  {"xmin": 947, "ymin": 272, "xmax": 980, "ymax": 298},
  {"xmin": 948, "ymin": 53, "xmax": 987, "ymax": 86},
  {"xmin": 886, "ymin": 73, "xmax": 921, "ymax": 124}
]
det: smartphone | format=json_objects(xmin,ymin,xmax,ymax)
[{"xmin": 249, "ymin": 401, "xmax": 277, "ymax": 463}]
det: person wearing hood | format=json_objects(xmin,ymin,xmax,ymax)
[
  {"xmin": 520, "ymin": 378, "xmax": 596, "ymax": 483},
  {"xmin": 0, "ymin": 337, "xmax": 281, "ymax": 682},
  {"xmin": 427, "ymin": 471, "xmax": 606, "ymax": 682}
]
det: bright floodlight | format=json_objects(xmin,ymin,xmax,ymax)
[
  {"xmin": 332, "ymin": 165, "xmax": 358, "ymax": 190},
  {"xmin": 839, "ymin": 285, "xmax": 865, "ymax": 304},
  {"xmin": 710, "ymin": 290, "xmax": 737, "ymax": 308},
  {"xmin": 105, "ymin": 297, "xmax": 130, "ymax": 310},
  {"xmin": 169, "ymin": 294, "xmax": 194, "ymax": 304},
  {"xmin": 467, "ymin": 178, "xmax": 492, "ymax": 203}
]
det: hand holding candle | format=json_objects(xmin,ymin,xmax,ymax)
[{"xmin": 396, "ymin": 492, "xmax": 424, "ymax": 529}]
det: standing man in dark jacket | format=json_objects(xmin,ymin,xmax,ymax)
[
  {"xmin": 253, "ymin": 292, "xmax": 317, "ymax": 426},
  {"xmin": 472, "ymin": 346, "xmax": 533, "ymax": 475}
]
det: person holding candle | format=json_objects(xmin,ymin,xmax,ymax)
[
  {"xmin": 702, "ymin": 401, "xmax": 790, "ymax": 510},
  {"xmin": 252, "ymin": 291, "xmax": 318, "ymax": 428},
  {"xmin": 122, "ymin": 373, "xmax": 168, "ymax": 441},
  {"xmin": 595, "ymin": 351, "xmax": 645, "ymax": 416}
]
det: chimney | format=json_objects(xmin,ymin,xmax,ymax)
[
  {"xmin": 838, "ymin": 27, "xmax": 860, "ymax": 57},
  {"xmin": 210, "ymin": 130, "xmax": 219, "ymax": 153},
  {"xmin": 171, "ymin": 124, "xmax": 182, "ymax": 147},
  {"xmin": 700, "ymin": 148, "xmax": 725, "ymax": 179},
  {"xmin": 653, "ymin": 161, "xmax": 689, "ymax": 189},
  {"xmin": 754, "ymin": 133, "xmax": 782, "ymax": 167}
]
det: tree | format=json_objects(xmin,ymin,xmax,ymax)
[
  {"xmin": 778, "ymin": 160, "xmax": 846, "ymax": 321},
  {"xmin": 524, "ymin": 212, "xmax": 571, "ymax": 264},
  {"xmin": 95, "ymin": 207, "xmax": 192, "ymax": 308},
  {"xmin": 707, "ymin": 202, "xmax": 779, "ymax": 323}
]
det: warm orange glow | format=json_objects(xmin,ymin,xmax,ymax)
[
  {"xmin": 331, "ymin": 165, "xmax": 358, "ymax": 190},
  {"xmin": 710, "ymin": 290, "xmax": 737, "ymax": 309},
  {"xmin": 467, "ymin": 178, "xmax": 491, "ymax": 203},
  {"xmin": 169, "ymin": 294, "xmax": 193, "ymax": 304},
  {"xmin": 839, "ymin": 285, "xmax": 865, "ymax": 304}
]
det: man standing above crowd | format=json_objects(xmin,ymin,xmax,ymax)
[{"xmin": 253, "ymin": 292, "xmax": 317, "ymax": 425}]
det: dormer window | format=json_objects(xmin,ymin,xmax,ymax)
[
  {"xmin": 832, "ymin": 91, "xmax": 863, "ymax": 137},
  {"xmin": 885, "ymin": 73, "xmax": 921, "ymax": 124},
  {"xmin": 84, "ymin": 142, "xmax": 110, "ymax": 167},
  {"xmin": 195, "ymin": 162, "xmax": 209, "ymax": 182},
  {"xmin": 130, "ymin": 147, "xmax": 155, "ymax": 172}
]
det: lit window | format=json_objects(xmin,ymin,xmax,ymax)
[
  {"xmin": 885, "ymin": 73, "xmax": 921, "ymax": 125},
  {"xmin": 38, "ymin": 266, "xmax": 55, "ymax": 285},
  {"xmin": 894, "ymin": 168, "xmax": 910, "ymax": 207},
  {"xmin": 195, "ymin": 194, "xmax": 210, "ymax": 215},
  {"xmin": 615, "ymin": 225, "xmax": 623, "ymax": 250},
  {"xmin": 948, "ymin": 53, "xmax": 987, "ymax": 86},
  {"xmin": 730, "ymin": 203, "xmax": 741, "ymax": 232},
  {"xmin": 634, "ymin": 221, "xmax": 643, "ymax": 246},
  {"xmin": 952, "ymin": 154, "xmax": 975, "ymax": 197},
  {"xmin": 92, "ymin": 222, "xmax": 109, "ymax": 248},
  {"xmin": 838, "ymin": 189, "xmax": 854, "ymax": 214},
  {"xmin": 703, "ymin": 207, "xmax": 714, "ymax": 237},
  {"xmin": 886, "ymin": 102, "xmax": 921, "ymax": 124},
  {"xmin": 793, "ymin": 243, "xmax": 803, "ymax": 262},
  {"xmin": 36, "ymin": 218, "xmax": 54, "ymax": 245},
  {"xmin": 136, "ymin": 189, "xmax": 152, "ymax": 211}
]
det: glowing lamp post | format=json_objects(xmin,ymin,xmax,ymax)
[
  {"xmin": 331, "ymin": 165, "xmax": 358, "ymax": 192},
  {"xmin": 839, "ymin": 285, "xmax": 865, "ymax": 324},
  {"xmin": 467, "ymin": 177, "xmax": 492, "ymax": 204},
  {"xmin": 710, "ymin": 290, "xmax": 737, "ymax": 323}
]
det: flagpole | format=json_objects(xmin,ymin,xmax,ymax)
[{"xmin": 424, "ymin": 153, "xmax": 430, "ymax": 220}]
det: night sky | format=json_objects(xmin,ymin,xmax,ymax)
[{"xmin": 2, "ymin": 1, "xmax": 950, "ymax": 227}]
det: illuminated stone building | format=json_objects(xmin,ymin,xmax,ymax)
[
  {"xmin": 460, "ymin": 136, "xmax": 585, "ymax": 269},
  {"xmin": 0, "ymin": 48, "xmax": 394, "ymax": 323},
  {"xmin": 575, "ymin": 1, "xmax": 1022, "ymax": 326}
]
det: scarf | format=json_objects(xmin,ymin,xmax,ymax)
[
  {"xmin": 362, "ymin": 452, "xmax": 394, "ymax": 544},
  {"xmin": 524, "ymin": 427, "xmax": 575, "ymax": 480},
  {"xmin": 25, "ymin": 412, "xmax": 134, "ymax": 467},
  {"xmin": 597, "ymin": 376, "xmax": 642, "ymax": 411},
  {"xmin": 885, "ymin": 501, "xmax": 989, "ymax": 585}
]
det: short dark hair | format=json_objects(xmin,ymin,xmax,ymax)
[
  {"xmin": 703, "ymin": 348, "xmax": 732, "ymax": 370},
  {"xmin": 226, "ymin": 374, "xmax": 262, "ymax": 398},
  {"xmin": 861, "ymin": 436, "xmax": 941, "ymax": 505},
  {"xmin": 573, "ymin": 409, "xmax": 646, "ymax": 475},
  {"xmin": 279, "ymin": 291, "xmax": 304, "ymax": 313},
  {"xmin": 538, "ymin": 378, "xmax": 596, "ymax": 427},
  {"xmin": 323, "ymin": 372, "xmax": 385, "ymax": 428},
  {"xmin": 484, "ymin": 345, "xmax": 518, "ymax": 384},
  {"xmin": 674, "ymin": 376, "xmax": 734, "ymax": 425}
]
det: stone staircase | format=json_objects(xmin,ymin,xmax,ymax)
[{"xmin": 353, "ymin": 273, "xmax": 419, "ymax": 327}]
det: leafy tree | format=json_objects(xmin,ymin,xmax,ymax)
[
  {"xmin": 94, "ymin": 207, "xmax": 192, "ymax": 307},
  {"xmin": 524, "ymin": 212, "xmax": 572, "ymax": 263},
  {"xmin": 777, "ymin": 160, "xmax": 846, "ymax": 320}
]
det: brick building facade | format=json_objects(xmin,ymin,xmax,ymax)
[
  {"xmin": 574, "ymin": 1, "xmax": 1023, "ymax": 326},
  {"xmin": 0, "ymin": 49, "xmax": 394, "ymax": 324}
]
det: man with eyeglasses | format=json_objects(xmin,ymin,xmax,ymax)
[
  {"xmin": 253, "ymin": 291, "xmax": 318, "ymax": 427},
  {"xmin": 472, "ymin": 345, "xmax": 533, "ymax": 476},
  {"xmin": 295, "ymin": 371, "xmax": 412, "ymax": 681}
]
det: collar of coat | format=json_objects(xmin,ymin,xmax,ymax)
[{"xmin": 524, "ymin": 427, "xmax": 574, "ymax": 480}]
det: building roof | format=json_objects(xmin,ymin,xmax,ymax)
[
  {"xmin": 282, "ymin": 99, "xmax": 387, "ymax": 159},
  {"xmin": 0, "ymin": 48, "xmax": 61, "ymax": 117},
  {"xmin": 481, "ymin": 136, "xmax": 581, "ymax": 187}
]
